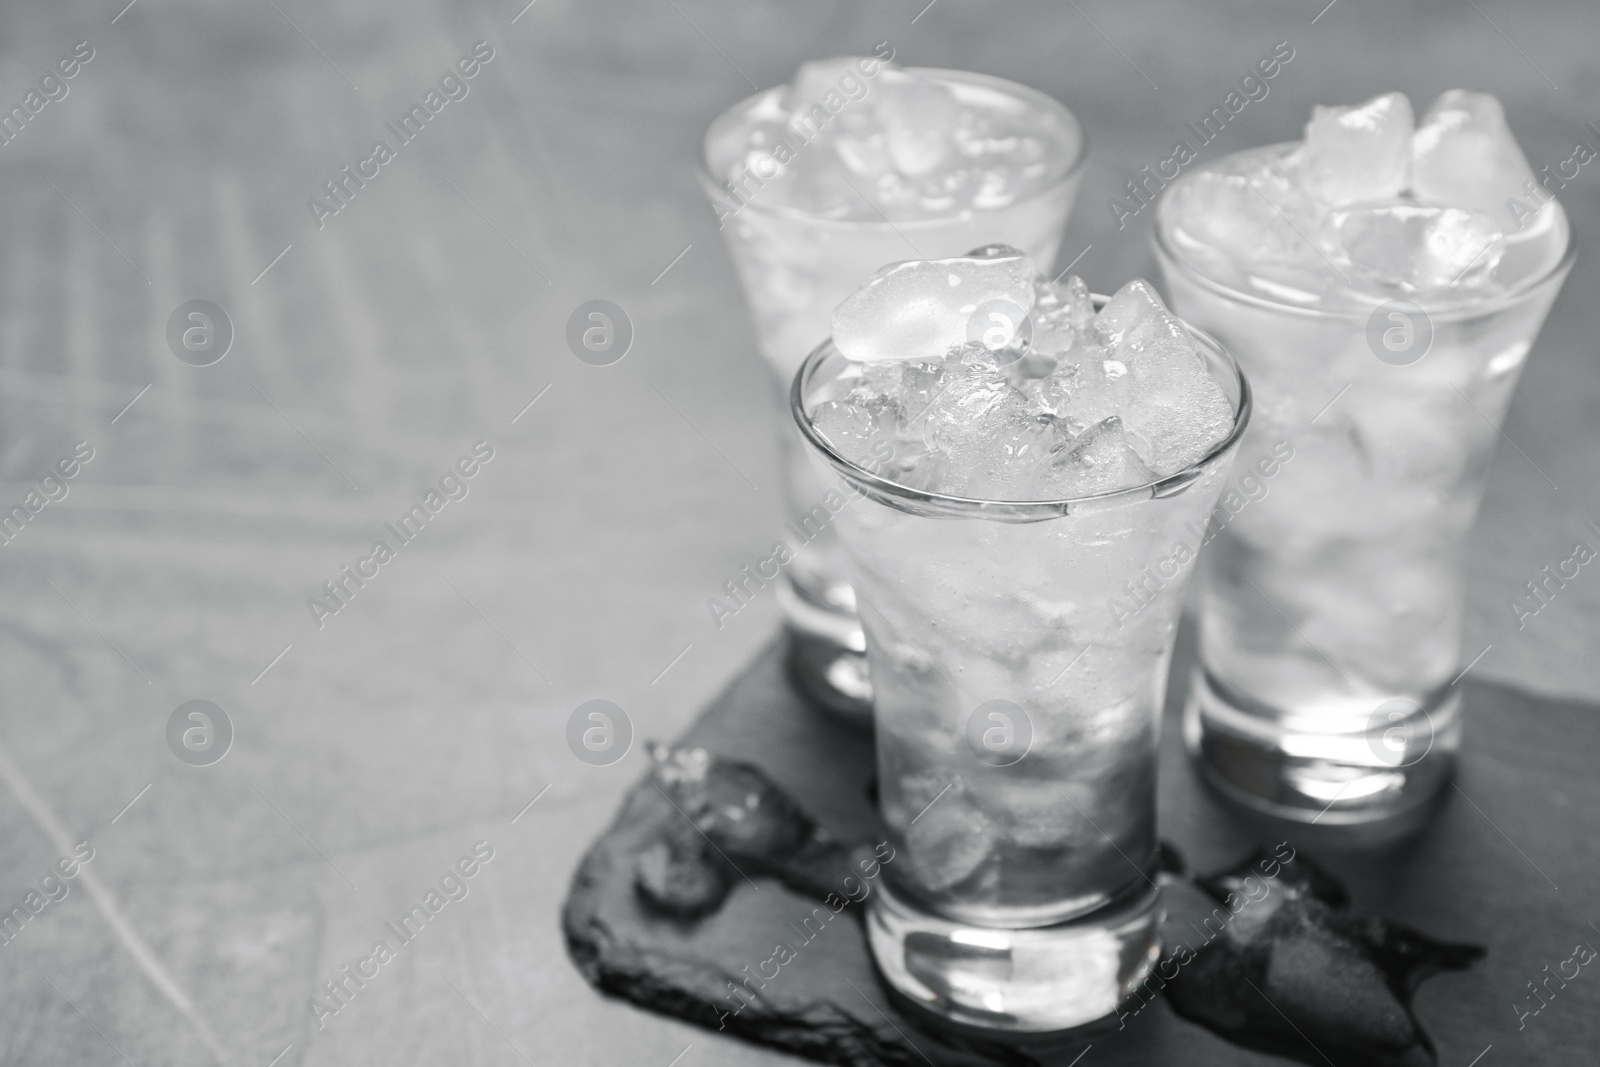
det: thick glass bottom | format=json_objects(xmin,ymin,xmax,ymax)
[
  {"xmin": 778, "ymin": 577, "xmax": 873, "ymax": 726},
  {"xmin": 865, "ymin": 878, "xmax": 1162, "ymax": 1033},
  {"xmin": 1184, "ymin": 664, "xmax": 1460, "ymax": 834}
]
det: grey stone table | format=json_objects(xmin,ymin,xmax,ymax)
[{"xmin": 0, "ymin": 1, "xmax": 1594, "ymax": 1065}]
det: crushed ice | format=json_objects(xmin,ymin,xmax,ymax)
[
  {"xmin": 813, "ymin": 248, "xmax": 1234, "ymax": 500},
  {"xmin": 723, "ymin": 58, "xmax": 1073, "ymax": 222}
]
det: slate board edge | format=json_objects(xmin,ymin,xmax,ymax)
[{"xmin": 559, "ymin": 643, "xmax": 1041, "ymax": 1067}]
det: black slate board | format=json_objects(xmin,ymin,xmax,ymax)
[{"xmin": 564, "ymin": 622, "xmax": 1600, "ymax": 1065}]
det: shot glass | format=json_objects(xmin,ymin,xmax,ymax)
[
  {"xmin": 1154, "ymin": 173, "xmax": 1574, "ymax": 831},
  {"xmin": 791, "ymin": 321, "xmax": 1249, "ymax": 1031},
  {"xmin": 702, "ymin": 69, "xmax": 1085, "ymax": 722}
]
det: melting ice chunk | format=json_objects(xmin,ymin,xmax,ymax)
[
  {"xmin": 1324, "ymin": 203, "xmax": 1506, "ymax": 292},
  {"xmin": 1412, "ymin": 90, "xmax": 1541, "ymax": 233},
  {"xmin": 831, "ymin": 251, "xmax": 1037, "ymax": 363},
  {"xmin": 1298, "ymin": 92, "xmax": 1414, "ymax": 206}
]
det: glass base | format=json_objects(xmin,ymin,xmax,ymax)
[
  {"xmin": 1184, "ymin": 665, "xmax": 1460, "ymax": 833},
  {"xmin": 777, "ymin": 578, "xmax": 873, "ymax": 727},
  {"xmin": 865, "ymin": 879, "xmax": 1162, "ymax": 1033}
]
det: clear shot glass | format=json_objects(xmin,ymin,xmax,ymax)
[
  {"xmin": 701, "ymin": 70, "xmax": 1086, "ymax": 723},
  {"xmin": 1154, "ymin": 164, "xmax": 1574, "ymax": 833},
  {"xmin": 791, "ymin": 322, "xmax": 1249, "ymax": 1031}
]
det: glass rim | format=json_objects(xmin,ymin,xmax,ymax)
[
  {"xmin": 790, "ymin": 297, "xmax": 1253, "ymax": 522},
  {"xmin": 1151, "ymin": 141, "xmax": 1578, "ymax": 323},
  {"xmin": 698, "ymin": 66, "xmax": 1088, "ymax": 231}
]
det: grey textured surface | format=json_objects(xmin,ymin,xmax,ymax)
[{"xmin": 0, "ymin": 1, "xmax": 1595, "ymax": 1065}]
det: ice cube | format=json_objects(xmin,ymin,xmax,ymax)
[
  {"xmin": 895, "ymin": 360, "xmax": 948, "ymax": 422},
  {"xmin": 1412, "ymin": 90, "xmax": 1539, "ymax": 233},
  {"xmin": 875, "ymin": 70, "xmax": 964, "ymax": 177},
  {"xmin": 922, "ymin": 364, "xmax": 1023, "ymax": 449},
  {"xmin": 1048, "ymin": 351, "xmax": 1132, "ymax": 429},
  {"xmin": 1091, "ymin": 280, "xmax": 1232, "ymax": 470},
  {"xmin": 1036, "ymin": 417, "xmax": 1157, "ymax": 497},
  {"xmin": 850, "ymin": 358, "xmax": 905, "ymax": 396},
  {"xmin": 941, "ymin": 411, "xmax": 1053, "ymax": 498},
  {"xmin": 913, "ymin": 169, "xmax": 971, "ymax": 214},
  {"xmin": 788, "ymin": 58, "xmax": 873, "ymax": 118},
  {"xmin": 979, "ymin": 779, "xmax": 1099, "ymax": 849},
  {"xmin": 832, "ymin": 122, "xmax": 891, "ymax": 180},
  {"xmin": 1029, "ymin": 274, "xmax": 1096, "ymax": 356},
  {"xmin": 926, "ymin": 373, "xmax": 1016, "ymax": 435},
  {"xmin": 972, "ymin": 168, "xmax": 1017, "ymax": 209},
  {"xmin": 877, "ymin": 435, "xmax": 948, "ymax": 491},
  {"xmin": 1006, "ymin": 349, "xmax": 1062, "ymax": 387},
  {"xmin": 1164, "ymin": 162, "xmax": 1321, "ymax": 271},
  {"xmin": 831, "ymin": 252, "xmax": 1037, "ymax": 363},
  {"xmin": 810, "ymin": 400, "xmax": 883, "ymax": 465},
  {"xmin": 1027, "ymin": 360, "xmax": 1074, "ymax": 416},
  {"xmin": 1095, "ymin": 279, "xmax": 1188, "ymax": 350},
  {"xmin": 1125, "ymin": 352, "xmax": 1234, "ymax": 475},
  {"xmin": 1058, "ymin": 275, "xmax": 1097, "ymax": 332},
  {"xmin": 1324, "ymin": 202, "xmax": 1506, "ymax": 292},
  {"xmin": 1029, "ymin": 370, "xmax": 1091, "ymax": 439},
  {"xmin": 825, "ymin": 254, "xmax": 1236, "ymax": 498},
  {"xmin": 903, "ymin": 784, "xmax": 993, "ymax": 892},
  {"xmin": 1297, "ymin": 92, "xmax": 1414, "ymax": 206}
]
